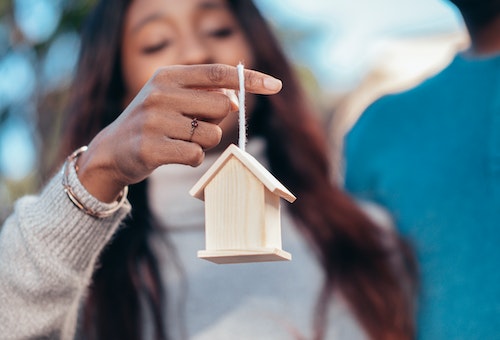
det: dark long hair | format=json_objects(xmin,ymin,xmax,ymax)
[
  {"xmin": 60, "ymin": 1, "xmax": 418, "ymax": 339},
  {"xmin": 449, "ymin": 0, "xmax": 500, "ymax": 28}
]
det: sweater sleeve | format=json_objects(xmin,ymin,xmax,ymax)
[{"xmin": 0, "ymin": 164, "xmax": 131, "ymax": 339}]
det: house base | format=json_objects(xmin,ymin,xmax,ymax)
[{"xmin": 198, "ymin": 248, "xmax": 292, "ymax": 264}]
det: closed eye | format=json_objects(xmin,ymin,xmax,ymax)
[
  {"xmin": 207, "ymin": 27, "xmax": 234, "ymax": 39},
  {"xmin": 141, "ymin": 41, "xmax": 170, "ymax": 54}
]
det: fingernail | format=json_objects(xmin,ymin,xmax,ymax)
[
  {"xmin": 223, "ymin": 89, "xmax": 239, "ymax": 111},
  {"xmin": 263, "ymin": 77, "xmax": 282, "ymax": 91}
]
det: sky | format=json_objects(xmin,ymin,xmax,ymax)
[
  {"xmin": 0, "ymin": 0, "xmax": 465, "ymax": 182},
  {"xmin": 255, "ymin": 0, "xmax": 464, "ymax": 91}
]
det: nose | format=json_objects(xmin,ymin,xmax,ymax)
[{"xmin": 178, "ymin": 35, "xmax": 211, "ymax": 65}]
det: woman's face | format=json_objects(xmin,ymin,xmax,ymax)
[{"xmin": 121, "ymin": 0, "xmax": 255, "ymax": 143}]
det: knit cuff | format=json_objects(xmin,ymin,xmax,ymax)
[{"xmin": 18, "ymin": 165, "xmax": 131, "ymax": 273}]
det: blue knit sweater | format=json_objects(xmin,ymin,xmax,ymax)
[{"xmin": 344, "ymin": 53, "xmax": 500, "ymax": 340}]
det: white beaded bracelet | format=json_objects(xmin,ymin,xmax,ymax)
[{"xmin": 62, "ymin": 146, "xmax": 129, "ymax": 218}]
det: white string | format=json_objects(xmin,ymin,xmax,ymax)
[{"xmin": 237, "ymin": 62, "xmax": 246, "ymax": 151}]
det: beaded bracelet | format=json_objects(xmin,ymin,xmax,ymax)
[{"xmin": 62, "ymin": 146, "xmax": 129, "ymax": 218}]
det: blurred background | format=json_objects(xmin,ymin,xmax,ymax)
[{"xmin": 0, "ymin": 0, "xmax": 468, "ymax": 219}]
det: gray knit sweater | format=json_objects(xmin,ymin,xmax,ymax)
[{"xmin": 0, "ymin": 163, "xmax": 130, "ymax": 339}]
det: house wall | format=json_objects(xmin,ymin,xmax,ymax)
[
  {"xmin": 264, "ymin": 190, "xmax": 282, "ymax": 249},
  {"xmin": 204, "ymin": 157, "xmax": 267, "ymax": 250}
]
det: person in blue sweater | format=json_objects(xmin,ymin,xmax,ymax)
[{"xmin": 344, "ymin": 0, "xmax": 500, "ymax": 338}]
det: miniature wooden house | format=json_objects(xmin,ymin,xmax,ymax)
[{"xmin": 189, "ymin": 144, "xmax": 296, "ymax": 264}]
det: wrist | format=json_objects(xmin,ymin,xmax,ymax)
[{"xmin": 73, "ymin": 146, "xmax": 127, "ymax": 204}]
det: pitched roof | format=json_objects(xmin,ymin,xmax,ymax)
[{"xmin": 189, "ymin": 144, "xmax": 296, "ymax": 203}]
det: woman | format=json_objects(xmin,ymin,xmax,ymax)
[{"xmin": 0, "ymin": 0, "xmax": 417, "ymax": 339}]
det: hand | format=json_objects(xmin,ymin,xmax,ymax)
[{"xmin": 75, "ymin": 64, "xmax": 282, "ymax": 202}]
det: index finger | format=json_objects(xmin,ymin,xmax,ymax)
[{"xmin": 158, "ymin": 64, "xmax": 283, "ymax": 94}]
